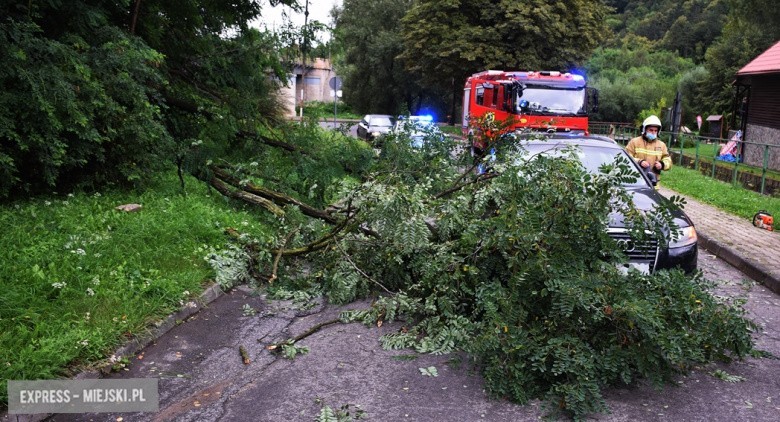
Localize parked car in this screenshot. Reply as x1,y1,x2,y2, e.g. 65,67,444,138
513,134,698,274
393,115,445,147
356,114,394,142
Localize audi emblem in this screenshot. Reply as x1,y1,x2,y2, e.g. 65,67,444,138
616,239,636,252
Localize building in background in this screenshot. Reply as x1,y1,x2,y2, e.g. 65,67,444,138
279,58,339,117
734,40,780,171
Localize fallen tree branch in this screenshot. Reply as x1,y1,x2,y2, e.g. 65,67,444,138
210,177,285,216
211,165,338,224
270,219,356,257
213,165,381,239
335,242,396,295
266,318,341,350
270,229,298,283
238,129,301,153
239,345,251,365
434,172,498,199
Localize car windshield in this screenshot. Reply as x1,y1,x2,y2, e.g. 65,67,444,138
521,143,647,188
370,117,393,127
516,86,586,115
396,117,438,133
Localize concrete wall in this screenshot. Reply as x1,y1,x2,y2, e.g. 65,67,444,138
279,74,297,117
284,58,340,117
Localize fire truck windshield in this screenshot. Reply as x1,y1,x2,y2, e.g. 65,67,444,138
516,85,586,116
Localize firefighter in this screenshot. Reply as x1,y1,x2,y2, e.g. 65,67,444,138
626,115,672,181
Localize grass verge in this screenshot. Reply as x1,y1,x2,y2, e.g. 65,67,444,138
0,171,273,406
662,166,780,221
302,100,361,120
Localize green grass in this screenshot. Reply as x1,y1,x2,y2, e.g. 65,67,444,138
439,124,465,137
303,100,361,120
662,166,780,221
0,171,274,405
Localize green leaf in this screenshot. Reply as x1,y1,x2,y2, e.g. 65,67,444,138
419,366,438,377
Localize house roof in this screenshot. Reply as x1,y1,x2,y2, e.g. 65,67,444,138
737,40,780,75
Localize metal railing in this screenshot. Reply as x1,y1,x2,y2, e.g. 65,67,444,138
589,122,779,196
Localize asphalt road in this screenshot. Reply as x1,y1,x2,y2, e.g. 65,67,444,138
30,252,780,422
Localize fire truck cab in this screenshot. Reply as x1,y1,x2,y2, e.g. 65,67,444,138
462,70,594,145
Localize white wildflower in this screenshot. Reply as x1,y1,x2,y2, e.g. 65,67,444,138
84,312,91,321
78,339,89,347
91,276,100,286
52,281,67,289
44,200,51,206
86,288,95,296
249,161,259,167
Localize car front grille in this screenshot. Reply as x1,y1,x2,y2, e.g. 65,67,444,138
607,228,659,273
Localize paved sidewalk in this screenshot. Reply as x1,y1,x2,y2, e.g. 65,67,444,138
658,186,780,295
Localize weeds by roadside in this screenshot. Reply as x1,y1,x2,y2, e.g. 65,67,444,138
0,171,273,405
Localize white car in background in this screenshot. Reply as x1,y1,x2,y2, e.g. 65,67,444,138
356,114,394,142
393,115,445,147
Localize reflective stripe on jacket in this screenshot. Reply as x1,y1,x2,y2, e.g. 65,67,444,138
626,135,672,177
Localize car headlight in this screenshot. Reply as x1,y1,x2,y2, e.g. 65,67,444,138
669,226,697,248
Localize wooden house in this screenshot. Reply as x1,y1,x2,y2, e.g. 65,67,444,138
735,40,780,170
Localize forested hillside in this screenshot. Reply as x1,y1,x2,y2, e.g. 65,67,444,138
589,0,780,129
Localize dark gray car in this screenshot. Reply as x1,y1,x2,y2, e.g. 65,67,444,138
515,135,698,274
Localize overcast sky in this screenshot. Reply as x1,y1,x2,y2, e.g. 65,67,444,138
255,0,341,30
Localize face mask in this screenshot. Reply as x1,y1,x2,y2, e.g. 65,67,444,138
645,133,657,141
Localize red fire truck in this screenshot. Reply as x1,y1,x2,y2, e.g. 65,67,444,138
462,70,595,151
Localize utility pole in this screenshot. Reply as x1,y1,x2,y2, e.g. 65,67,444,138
300,0,309,119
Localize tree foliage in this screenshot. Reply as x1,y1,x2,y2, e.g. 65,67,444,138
605,0,728,63
587,38,696,125
334,0,432,116
399,0,610,122
0,0,299,198
215,118,756,419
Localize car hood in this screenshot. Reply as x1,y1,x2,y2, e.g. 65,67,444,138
608,186,693,229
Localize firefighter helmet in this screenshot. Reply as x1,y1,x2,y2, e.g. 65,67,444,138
642,115,662,133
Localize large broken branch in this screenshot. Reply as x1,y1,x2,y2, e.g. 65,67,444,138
210,176,285,216
237,129,301,153
211,165,338,224
269,216,357,257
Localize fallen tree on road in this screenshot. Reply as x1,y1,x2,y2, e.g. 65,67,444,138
205,118,757,419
